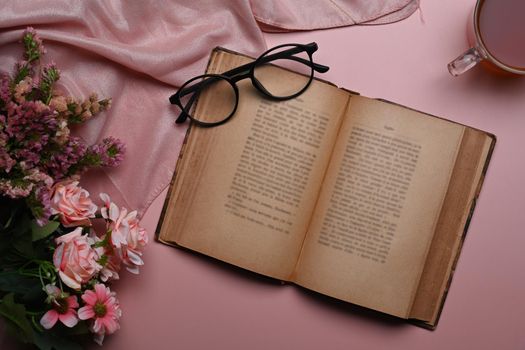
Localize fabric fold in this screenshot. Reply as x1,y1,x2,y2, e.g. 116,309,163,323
251,0,420,32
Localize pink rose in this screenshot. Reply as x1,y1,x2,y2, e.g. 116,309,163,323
50,181,97,227
100,193,148,274
53,227,101,290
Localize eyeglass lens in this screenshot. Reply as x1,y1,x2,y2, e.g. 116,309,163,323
180,75,237,125
253,45,314,98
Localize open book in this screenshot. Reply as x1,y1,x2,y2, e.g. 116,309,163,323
157,47,495,329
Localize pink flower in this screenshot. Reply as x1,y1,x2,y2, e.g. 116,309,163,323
78,284,122,345
98,253,121,282
50,181,97,227
40,285,79,329
100,193,148,274
92,235,121,282
53,227,101,290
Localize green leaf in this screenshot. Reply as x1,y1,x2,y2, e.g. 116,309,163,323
0,271,39,295
96,254,108,267
34,330,85,350
2,207,17,230
12,228,34,258
22,283,47,308
66,321,90,336
0,197,23,230
33,331,54,350
0,293,35,344
31,220,60,242
0,235,11,258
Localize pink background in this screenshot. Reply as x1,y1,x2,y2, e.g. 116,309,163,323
2,0,525,349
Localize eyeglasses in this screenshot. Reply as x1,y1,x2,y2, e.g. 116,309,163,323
169,42,329,127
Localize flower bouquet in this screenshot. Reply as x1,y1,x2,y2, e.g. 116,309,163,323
0,28,147,349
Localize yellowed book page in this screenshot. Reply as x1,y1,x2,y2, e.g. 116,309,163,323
162,50,350,280
293,95,464,318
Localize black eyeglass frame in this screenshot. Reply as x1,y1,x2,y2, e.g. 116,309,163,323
169,42,329,127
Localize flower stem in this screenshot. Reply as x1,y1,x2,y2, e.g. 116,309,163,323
31,315,44,332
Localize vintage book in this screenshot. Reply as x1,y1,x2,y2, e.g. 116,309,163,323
156,47,496,329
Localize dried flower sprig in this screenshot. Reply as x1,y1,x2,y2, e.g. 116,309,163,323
0,28,124,224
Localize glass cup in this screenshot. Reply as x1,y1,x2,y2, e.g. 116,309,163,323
448,0,525,76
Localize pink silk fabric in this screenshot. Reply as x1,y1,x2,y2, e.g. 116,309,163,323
253,0,420,31
0,0,418,218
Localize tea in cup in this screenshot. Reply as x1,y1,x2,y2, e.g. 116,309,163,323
448,0,525,76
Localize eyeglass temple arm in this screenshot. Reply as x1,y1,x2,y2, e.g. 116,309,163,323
224,48,329,76
174,92,197,123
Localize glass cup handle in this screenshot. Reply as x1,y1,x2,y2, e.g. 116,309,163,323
448,47,484,76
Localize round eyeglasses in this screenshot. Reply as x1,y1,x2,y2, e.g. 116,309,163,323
169,42,329,127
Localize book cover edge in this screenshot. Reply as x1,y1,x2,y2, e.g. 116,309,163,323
409,132,496,330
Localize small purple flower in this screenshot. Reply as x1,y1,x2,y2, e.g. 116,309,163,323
40,63,60,102
42,62,59,77
102,137,125,167
0,151,15,173
0,126,15,173
13,149,40,168
0,179,33,199
87,137,125,168
5,100,57,141
33,185,53,226
43,136,88,179
0,73,10,104
22,27,46,62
